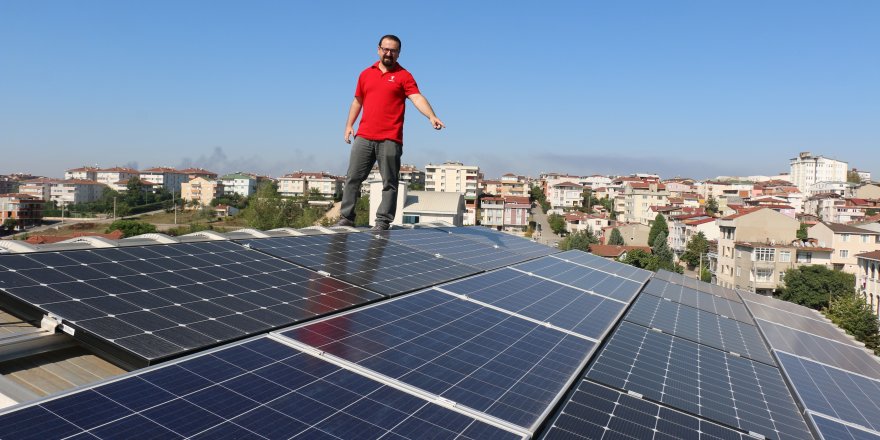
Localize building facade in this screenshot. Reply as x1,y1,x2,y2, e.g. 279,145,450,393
856,250,880,316
424,162,481,225
0,194,44,229
220,173,258,197
808,222,880,274
789,151,848,194
181,177,224,209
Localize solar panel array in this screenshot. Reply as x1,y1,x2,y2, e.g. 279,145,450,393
2,226,879,439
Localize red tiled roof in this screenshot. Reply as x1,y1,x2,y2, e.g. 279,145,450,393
180,168,217,175
685,217,716,226
504,196,530,204
0,193,42,200
720,207,763,220
856,250,880,261
142,167,182,173
589,244,652,257
98,167,139,173
553,181,582,188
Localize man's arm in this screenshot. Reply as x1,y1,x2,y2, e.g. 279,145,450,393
344,97,363,143
408,93,445,130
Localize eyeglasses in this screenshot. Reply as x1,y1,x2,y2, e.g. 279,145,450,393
379,47,400,54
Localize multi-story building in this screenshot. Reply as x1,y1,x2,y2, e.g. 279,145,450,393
180,168,218,181
180,177,224,209
564,212,611,237
808,222,880,274
669,214,718,259
425,162,481,225
50,180,107,206
369,181,464,227
362,165,426,195
804,193,869,223
549,181,583,210
480,197,504,228
140,167,189,193
278,172,342,199
789,151,848,194
219,173,258,197
96,167,141,191
0,194,44,230
578,175,613,191
853,183,880,199
18,178,56,201
0,176,16,194
621,181,668,225
856,250,880,316
64,166,99,181
503,196,531,230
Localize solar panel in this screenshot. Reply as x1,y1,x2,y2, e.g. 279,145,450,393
654,269,744,303
377,228,537,270
238,232,481,296
625,294,775,364
441,227,558,260
277,289,595,432
539,379,753,440
738,290,821,318
552,250,653,283
641,278,753,323
0,241,382,367
745,299,857,346
0,336,525,439
437,267,625,340
776,350,880,433
586,322,813,440
810,413,880,440
513,256,644,302
757,318,880,380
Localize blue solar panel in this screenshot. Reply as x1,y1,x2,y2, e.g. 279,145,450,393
238,232,481,296
378,228,536,270
513,256,644,302
745,299,857,346
0,336,525,440
552,250,653,283
438,268,624,340
441,227,558,260
654,269,743,303
278,289,595,431
586,322,813,440
625,293,775,364
810,413,880,440
642,278,753,323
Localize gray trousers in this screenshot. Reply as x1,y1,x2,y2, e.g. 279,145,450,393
339,136,402,225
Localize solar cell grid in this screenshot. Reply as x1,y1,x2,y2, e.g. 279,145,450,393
625,294,774,364
278,289,595,431
757,319,880,380
512,256,643,302
810,413,880,440
239,232,481,296
776,351,880,433
377,228,533,270
552,250,653,283
586,322,814,440
642,278,753,323
441,227,558,260
0,337,525,440
438,268,624,340
655,269,743,303
539,379,752,440
739,290,822,318
0,242,382,366
746,300,856,346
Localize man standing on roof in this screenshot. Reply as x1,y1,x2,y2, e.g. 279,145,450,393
336,34,445,231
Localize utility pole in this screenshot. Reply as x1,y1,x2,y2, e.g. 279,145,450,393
113,196,117,219
173,189,178,225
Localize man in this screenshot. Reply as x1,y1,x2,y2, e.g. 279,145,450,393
336,34,444,231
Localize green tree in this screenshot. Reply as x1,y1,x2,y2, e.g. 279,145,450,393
825,294,880,354
847,170,862,183
547,213,566,235
779,265,856,310
598,198,616,220
354,196,371,227
105,219,157,238
559,229,598,251
700,267,712,282
680,231,709,268
3,218,17,233
796,223,809,240
620,249,654,269
608,228,625,245
647,213,668,249
243,181,299,230
705,196,719,216
652,231,676,271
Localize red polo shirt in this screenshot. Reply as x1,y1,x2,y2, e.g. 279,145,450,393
354,62,420,144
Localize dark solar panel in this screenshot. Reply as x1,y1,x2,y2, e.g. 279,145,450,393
441,227,558,260
745,299,857,346
777,350,880,433
810,413,880,440
586,322,813,440
278,289,595,431
539,380,752,440
513,256,644,302
438,268,625,340
553,250,653,283
0,336,525,440
655,269,743,303
239,232,481,296
377,228,537,270
625,294,775,364
738,290,820,318
0,241,382,367
642,278,753,323
757,318,880,380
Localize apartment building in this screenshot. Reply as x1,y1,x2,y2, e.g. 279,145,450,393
480,197,504,228
564,212,611,236
579,175,613,191
361,165,426,195
0,176,15,194
180,177,224,209
804,193,869,223
140,167,189,193
64,166,99,181
278,172,342,199
369,181,464,227
715,207,832,293
219,173,259,197
50,180,107,206
854,183,880,199
669,214,718,258
856,250,880,316
789,151,848,194
0,194,44,229
549,181,583,209
96,167,141,191
180,168,218,181
808,222,880,274
424,162,481,225
621,181,668,225
539,173,581,199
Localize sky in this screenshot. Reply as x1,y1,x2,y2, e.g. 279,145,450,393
1,1,878,180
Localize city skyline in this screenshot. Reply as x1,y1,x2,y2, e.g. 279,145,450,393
2,1,878,179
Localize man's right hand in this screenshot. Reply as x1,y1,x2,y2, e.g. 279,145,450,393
344,127,354,144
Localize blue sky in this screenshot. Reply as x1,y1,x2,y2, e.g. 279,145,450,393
2,1,878,180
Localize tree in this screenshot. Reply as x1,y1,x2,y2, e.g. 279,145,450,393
106,220,157,238
680,231,709,268
608,228,625,245
705,196,719,216
651,231,676,272
647,213,668,249
825,294,880,354
547,213,566,235
779,265,856,310
598,197,616,220
242,181,299,230
847,170,862,184
796,223,809,240
2,218,17,233
700,267,712,283
559,229,598,251
620,249,654,269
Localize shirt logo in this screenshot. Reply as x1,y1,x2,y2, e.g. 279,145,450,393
388,75,395,83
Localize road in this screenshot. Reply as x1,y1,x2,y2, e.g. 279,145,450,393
531,204,562,248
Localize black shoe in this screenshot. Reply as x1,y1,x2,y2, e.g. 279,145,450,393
335,218,355,227
370,222,390,231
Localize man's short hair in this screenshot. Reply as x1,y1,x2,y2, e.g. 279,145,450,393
378,34,401,50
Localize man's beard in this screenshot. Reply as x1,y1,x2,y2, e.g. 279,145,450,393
382,57,395,67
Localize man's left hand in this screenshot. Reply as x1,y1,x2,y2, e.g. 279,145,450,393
430,117,445,130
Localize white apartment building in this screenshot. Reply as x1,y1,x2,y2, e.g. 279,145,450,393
220,173,258,197
425,162,481,225
140,167,189,193
50,180,107,206
856,250,880,316
361,165,425,195
789,151,848,194
621,181,669,225
549,181,583,209
64,166,99,181
18,179,55,201
808,222,880,274
278,172,342,199
96,167,141,191
807,181,855,197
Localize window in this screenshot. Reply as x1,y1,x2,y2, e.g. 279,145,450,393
756,268,773,282
754,248,775,262
736,266,741,277
863,235,870,243
779,251,791,263
736,250,742,259
797,252,812,263
779,271,786,282
841,234,849,242
402,215,420,225
840,250,848,258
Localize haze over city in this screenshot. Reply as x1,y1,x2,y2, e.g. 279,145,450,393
2,1,878,179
